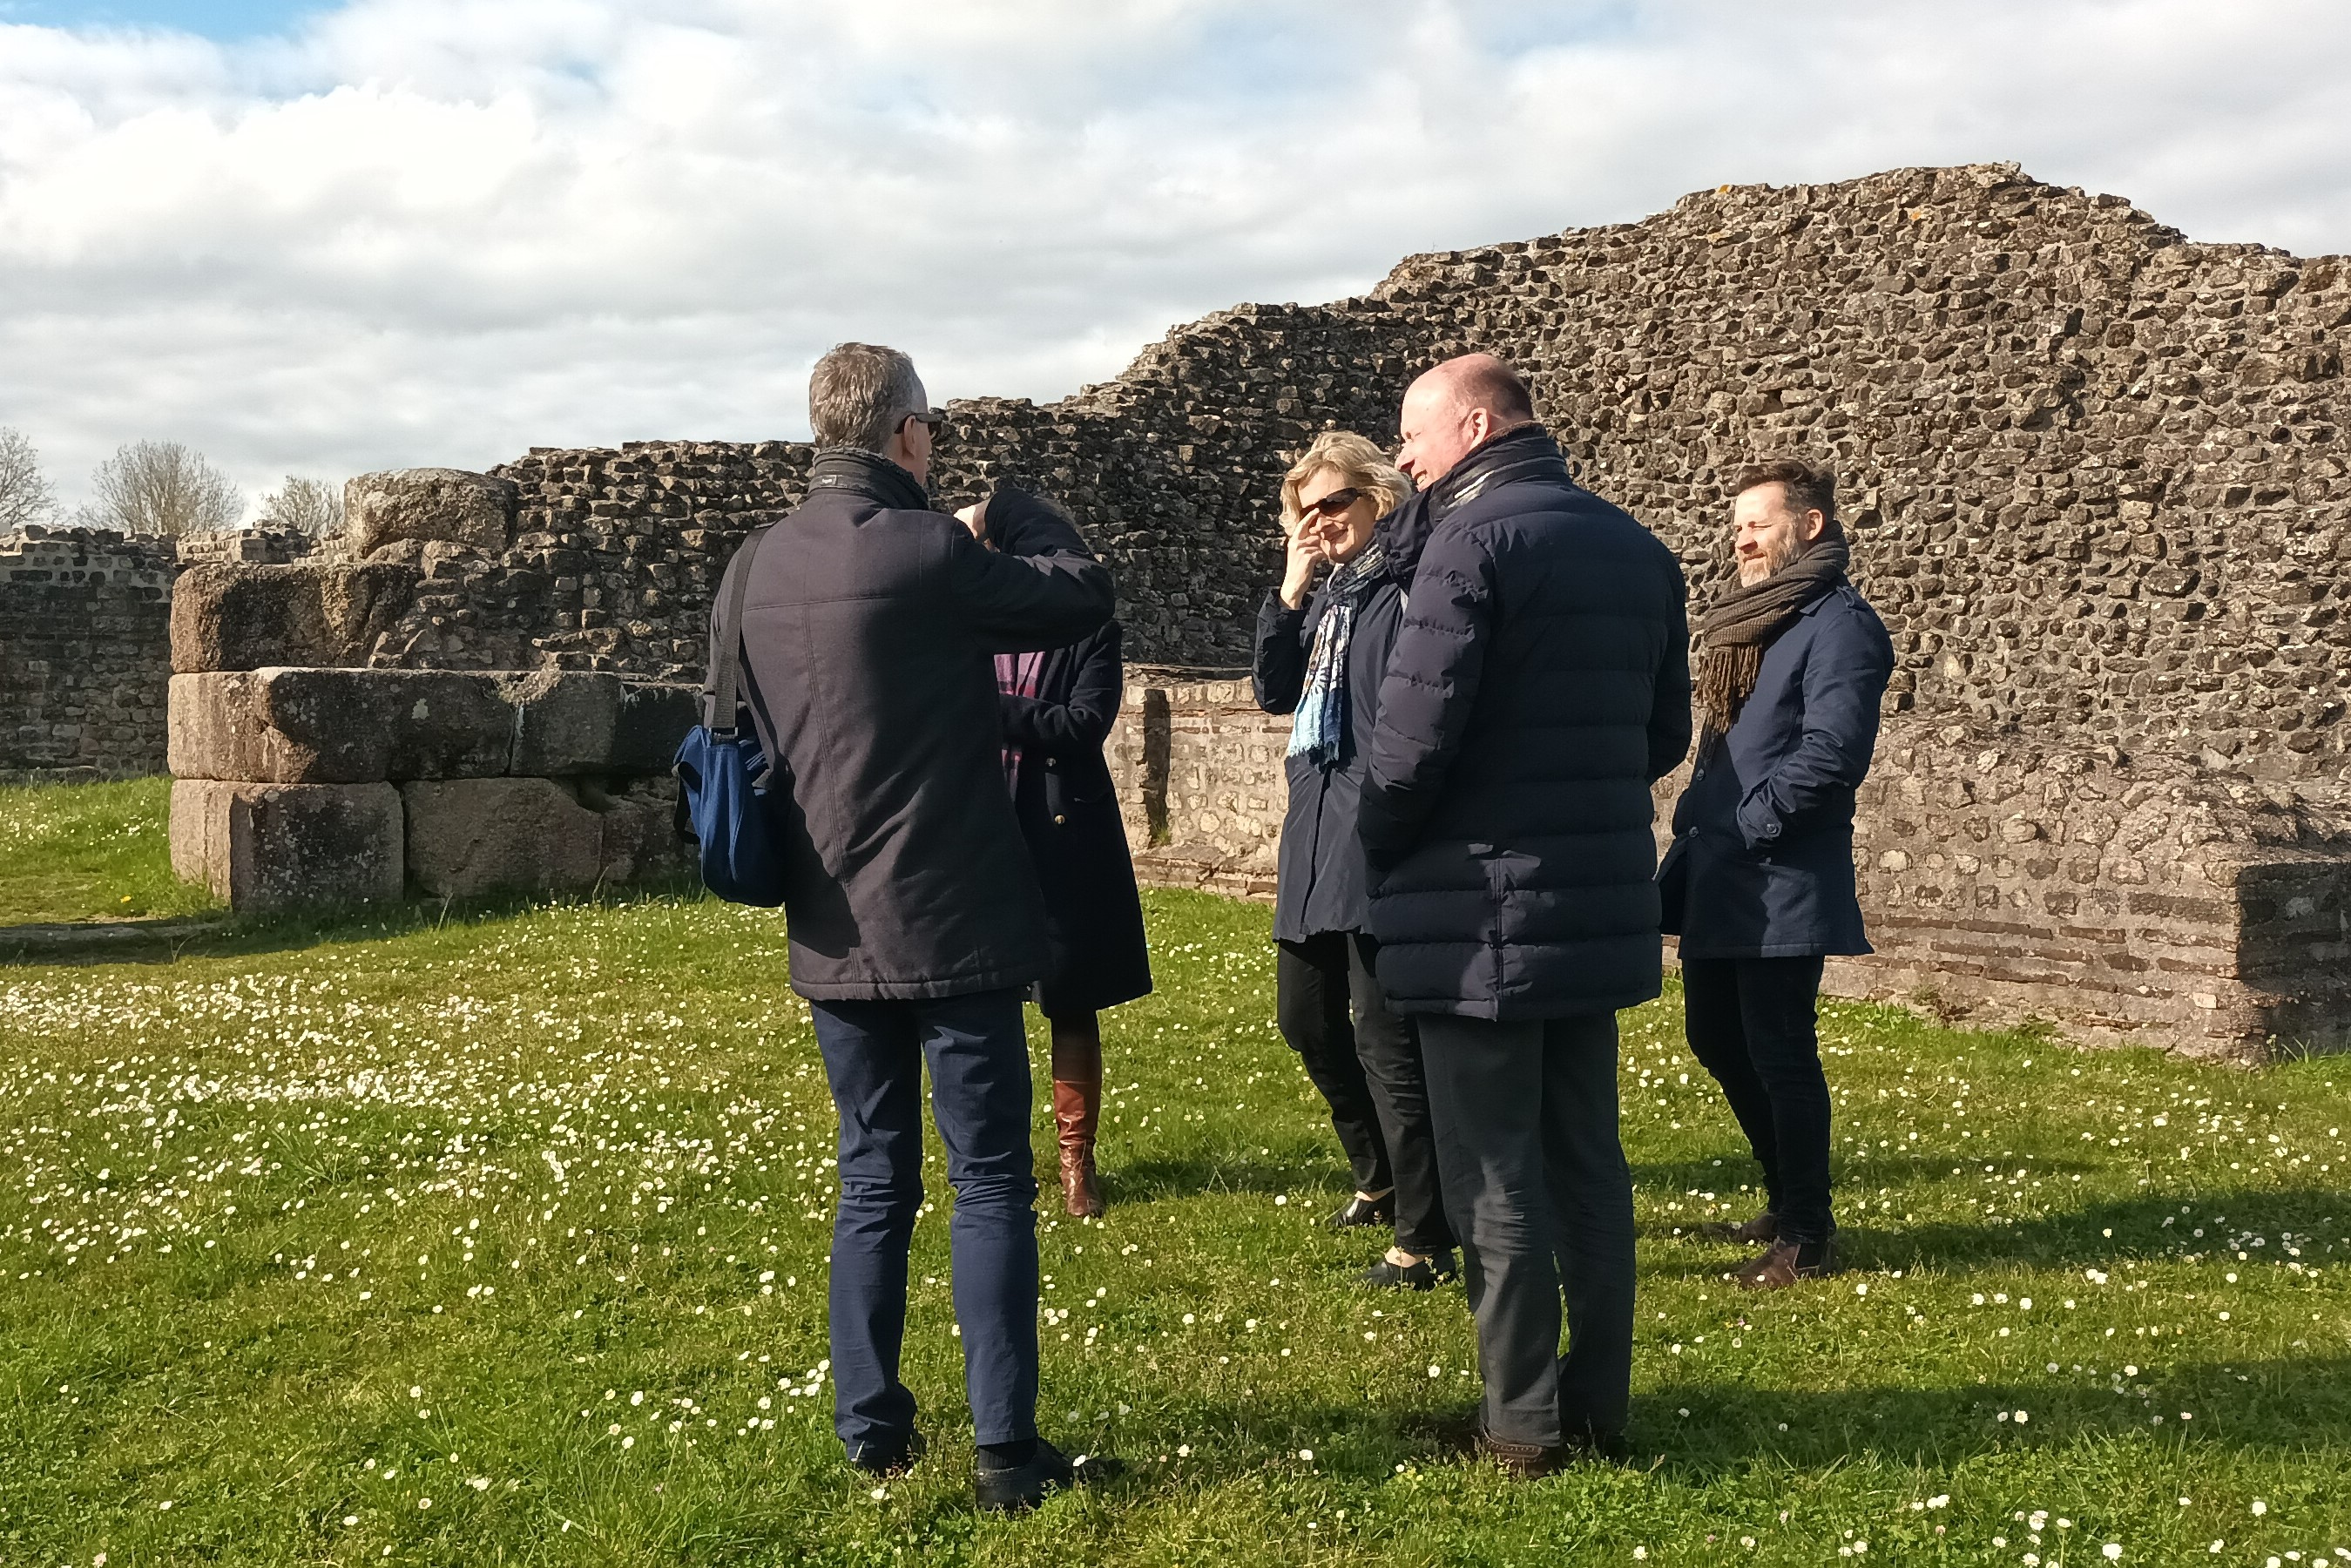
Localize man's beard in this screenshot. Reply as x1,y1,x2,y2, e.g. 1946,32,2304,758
1739,532,1806,586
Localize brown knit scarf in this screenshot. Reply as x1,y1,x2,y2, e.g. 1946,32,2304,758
1692,537,1850,746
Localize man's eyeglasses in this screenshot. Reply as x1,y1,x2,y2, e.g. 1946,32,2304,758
1300,486,1364,519
899,410,946,438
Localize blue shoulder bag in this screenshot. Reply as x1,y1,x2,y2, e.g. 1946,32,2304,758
674,526,790,907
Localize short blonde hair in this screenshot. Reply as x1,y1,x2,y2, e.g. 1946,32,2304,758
1279,430,1411,530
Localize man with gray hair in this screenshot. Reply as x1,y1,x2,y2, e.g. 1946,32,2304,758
716,341,1114,1510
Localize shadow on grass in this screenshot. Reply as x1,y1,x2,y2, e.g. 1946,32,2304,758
1105,1154,1339,1203
1073,1355,2351,1490
1638,1186,2350,1283
0,875,710,967
0,913,233,964
1632,1354,2351,1476
1850,1186,2351,1272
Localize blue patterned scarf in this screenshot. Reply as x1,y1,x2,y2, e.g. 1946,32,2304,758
1286,540,1388,768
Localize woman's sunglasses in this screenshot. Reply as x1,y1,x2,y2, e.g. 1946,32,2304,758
1300,486,1365,520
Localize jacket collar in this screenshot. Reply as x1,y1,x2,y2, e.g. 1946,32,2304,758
1425,423,1570,525
807,446,931,511
1374,486,1435,583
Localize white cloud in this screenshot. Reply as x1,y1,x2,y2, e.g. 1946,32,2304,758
1,0,2346,516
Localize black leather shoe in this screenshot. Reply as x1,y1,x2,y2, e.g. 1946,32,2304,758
847,1428,925,1477
973,1436,1117,1512
1359,1250,1456,1290
1566,1425,1632,1466
1327,1192,1395,1231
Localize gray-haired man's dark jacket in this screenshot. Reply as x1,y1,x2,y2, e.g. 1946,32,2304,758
716,448,1114,1000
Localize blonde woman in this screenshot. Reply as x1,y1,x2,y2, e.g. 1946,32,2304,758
1252,430,1456,1290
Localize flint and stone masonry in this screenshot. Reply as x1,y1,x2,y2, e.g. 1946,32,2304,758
105,160,2351,1054
0,526,311,781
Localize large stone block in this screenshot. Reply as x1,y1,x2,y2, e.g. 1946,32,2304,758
168,779,403,912
587,777,687,884
403,778,603,898
169,667,512,782
612,680,701,774
170,562,421,673
345,469,517,561
499,669,624,776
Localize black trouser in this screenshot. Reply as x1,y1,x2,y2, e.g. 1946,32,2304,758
1419,1011,1634,1448
1275,933,1455,1256
1680,955,1834,1245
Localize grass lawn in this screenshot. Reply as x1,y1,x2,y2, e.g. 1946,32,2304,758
1,781,2348,1565
0,778,220,926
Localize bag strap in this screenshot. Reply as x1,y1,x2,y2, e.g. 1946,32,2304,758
709,524,772,738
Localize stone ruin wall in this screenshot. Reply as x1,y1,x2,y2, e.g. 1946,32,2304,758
125,160,2351,1055
0,526,314,781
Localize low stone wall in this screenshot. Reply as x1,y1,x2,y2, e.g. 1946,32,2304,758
1116,671,2351,1063
2,528,179,781
1,525,315,781
166,666,696,912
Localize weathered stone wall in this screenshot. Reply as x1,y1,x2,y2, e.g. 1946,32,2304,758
325,163,2351,794
1112,673,2351,1062
0,527,179,781
1,526,316,781
125,161,2351,1053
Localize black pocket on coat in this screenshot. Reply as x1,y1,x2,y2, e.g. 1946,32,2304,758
1656,835,1690,935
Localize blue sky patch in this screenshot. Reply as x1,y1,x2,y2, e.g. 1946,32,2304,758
0,0,328,39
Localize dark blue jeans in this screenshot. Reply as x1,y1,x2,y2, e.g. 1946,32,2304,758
809,988,1040,1459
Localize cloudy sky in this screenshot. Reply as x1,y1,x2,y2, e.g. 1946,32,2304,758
2,0,2348,519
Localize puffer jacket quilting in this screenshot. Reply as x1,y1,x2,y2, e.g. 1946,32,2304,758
1358,428,1692,1020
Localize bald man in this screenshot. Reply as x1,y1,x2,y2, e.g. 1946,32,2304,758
1360,354,1691,1475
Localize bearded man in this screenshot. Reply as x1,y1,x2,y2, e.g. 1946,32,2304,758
1659,457,1895,1290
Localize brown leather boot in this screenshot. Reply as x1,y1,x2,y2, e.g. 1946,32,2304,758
1736,1236,1837,1290
1700,1209,1781,1246
1052,1075,1105,1218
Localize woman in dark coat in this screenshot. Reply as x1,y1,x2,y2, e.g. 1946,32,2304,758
994,615,1154,1217
1253,430,1456,1290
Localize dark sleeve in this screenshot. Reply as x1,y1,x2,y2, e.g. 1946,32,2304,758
1253,589,1314,715
1733,601,1895,849
999,623,1123,751
1647,552,1693,782
702,542,750,730
1357,527,1496,869
702,550,735,727
945,488,1116,652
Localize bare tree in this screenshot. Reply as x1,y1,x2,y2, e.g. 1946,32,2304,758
0,427,58,531
79,441,243,537
258,475,346,537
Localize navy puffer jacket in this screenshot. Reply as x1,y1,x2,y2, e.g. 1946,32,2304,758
1358,427,1692,1020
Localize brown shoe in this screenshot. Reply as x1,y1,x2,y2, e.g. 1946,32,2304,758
1473,1417,1566,1480
1735,1237,1836,1290
1052,1076,1105,1218
1700,1209,1781,1246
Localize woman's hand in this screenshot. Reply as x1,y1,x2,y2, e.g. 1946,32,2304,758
1279,515,1322,609
955,500,994,550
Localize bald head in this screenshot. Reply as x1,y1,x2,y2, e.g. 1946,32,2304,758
1395,353,1537,489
